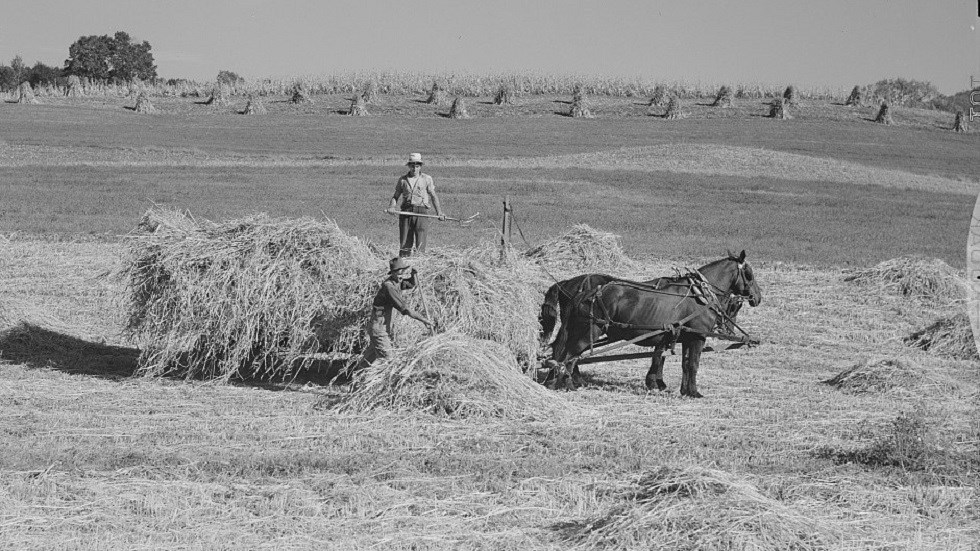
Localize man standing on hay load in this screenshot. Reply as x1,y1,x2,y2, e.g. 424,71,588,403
356,257,433,368
386,153,445,257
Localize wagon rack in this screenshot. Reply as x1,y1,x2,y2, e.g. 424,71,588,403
557,274,759,367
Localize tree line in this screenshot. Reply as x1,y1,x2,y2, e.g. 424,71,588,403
0,31,156,92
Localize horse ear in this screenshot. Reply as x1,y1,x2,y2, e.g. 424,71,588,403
737,250,746,262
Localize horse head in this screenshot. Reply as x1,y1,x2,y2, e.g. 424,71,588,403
702,250,762,307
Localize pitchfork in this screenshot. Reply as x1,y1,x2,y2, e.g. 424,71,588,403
385,210,481,227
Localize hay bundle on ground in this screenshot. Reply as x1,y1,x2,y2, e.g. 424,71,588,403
448,96,469,119
843,255,965,304
663,95,686,119
821,357,919,393
290,83,313,104
904,311,978,361
845,85,862,106
241,95,267,115
338,330,566,419
361,80,378,103
205,86,230,106
65,75,83,98
494,83,515,105
133,92,156,114
524,224,634,271
348,94,368,116
953,111,968,132
16,82,38,104
768,96,791,119
122,208,385,381
874,101,894,124
783,85,799,106
572,465,835,551
648,85,668,107
426,82,447,105
387,247,546,368
711,85,733,108
569,91,593,118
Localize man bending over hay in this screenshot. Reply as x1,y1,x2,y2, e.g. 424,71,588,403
386,153,445,257
355,258,434,369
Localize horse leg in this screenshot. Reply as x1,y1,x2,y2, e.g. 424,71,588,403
679,336,706,398
645,345,668,391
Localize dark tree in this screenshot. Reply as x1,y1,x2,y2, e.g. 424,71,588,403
65,31,156,82
27,61,63,87
217,70,244,85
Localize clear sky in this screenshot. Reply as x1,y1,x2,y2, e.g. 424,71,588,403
1,0,977,93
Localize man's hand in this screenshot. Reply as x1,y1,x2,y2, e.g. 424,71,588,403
385,208,395,215
437,213,446,221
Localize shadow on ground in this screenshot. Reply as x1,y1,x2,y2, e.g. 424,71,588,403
0,322,138,379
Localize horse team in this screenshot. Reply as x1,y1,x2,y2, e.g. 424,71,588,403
538,251,762,397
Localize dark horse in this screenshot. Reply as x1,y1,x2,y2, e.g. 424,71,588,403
543,251,762,397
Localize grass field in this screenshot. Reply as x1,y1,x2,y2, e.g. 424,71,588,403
1,93,978,549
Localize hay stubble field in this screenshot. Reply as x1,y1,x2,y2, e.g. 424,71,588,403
1,92,978,549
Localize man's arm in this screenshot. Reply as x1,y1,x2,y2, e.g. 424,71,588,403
387,179,404,214
428,177,445,219
385,280,431,327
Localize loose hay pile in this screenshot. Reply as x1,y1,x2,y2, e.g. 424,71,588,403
875,101,894,124
448,97,469,119
843,255,965,304
569,89,593,119
290,83,313,104
711,85,733,108
123,208,385,381
845,85,863,106
821,357,920,393
768,96,791,119
388,247,545,367
339,330,566,419
134,92,156,114
783,85,799,106
348,94,368,116
524,224,634,271
205,86,230,107
65,75,83,98
904,311,978,361
572,465,835,551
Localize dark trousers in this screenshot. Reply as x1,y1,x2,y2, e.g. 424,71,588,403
399,205,429,257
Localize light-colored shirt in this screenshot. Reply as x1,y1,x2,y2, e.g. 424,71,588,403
395,173,435,209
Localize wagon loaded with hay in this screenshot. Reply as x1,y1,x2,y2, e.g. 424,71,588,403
122,209,547,381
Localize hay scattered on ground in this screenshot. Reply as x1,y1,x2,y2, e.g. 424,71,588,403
821,356,920,393
845,85,862,106
16,82,38,104
426,82,447,105
768,97,791,119
242,95,267,115
388,246,546,368
361,80,378,103
875,101,894,124
448,97,469,119
122,208,384,381
572,465,836,551
843,255,965,304
348,94,368,116
134,92,156,114
339,330,566,419
494,83,515,105
524,224,634,271
904,311,978,361
953,111,968,133
711,85,733,108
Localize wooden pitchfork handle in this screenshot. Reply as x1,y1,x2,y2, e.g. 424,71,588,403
384,210,480,226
